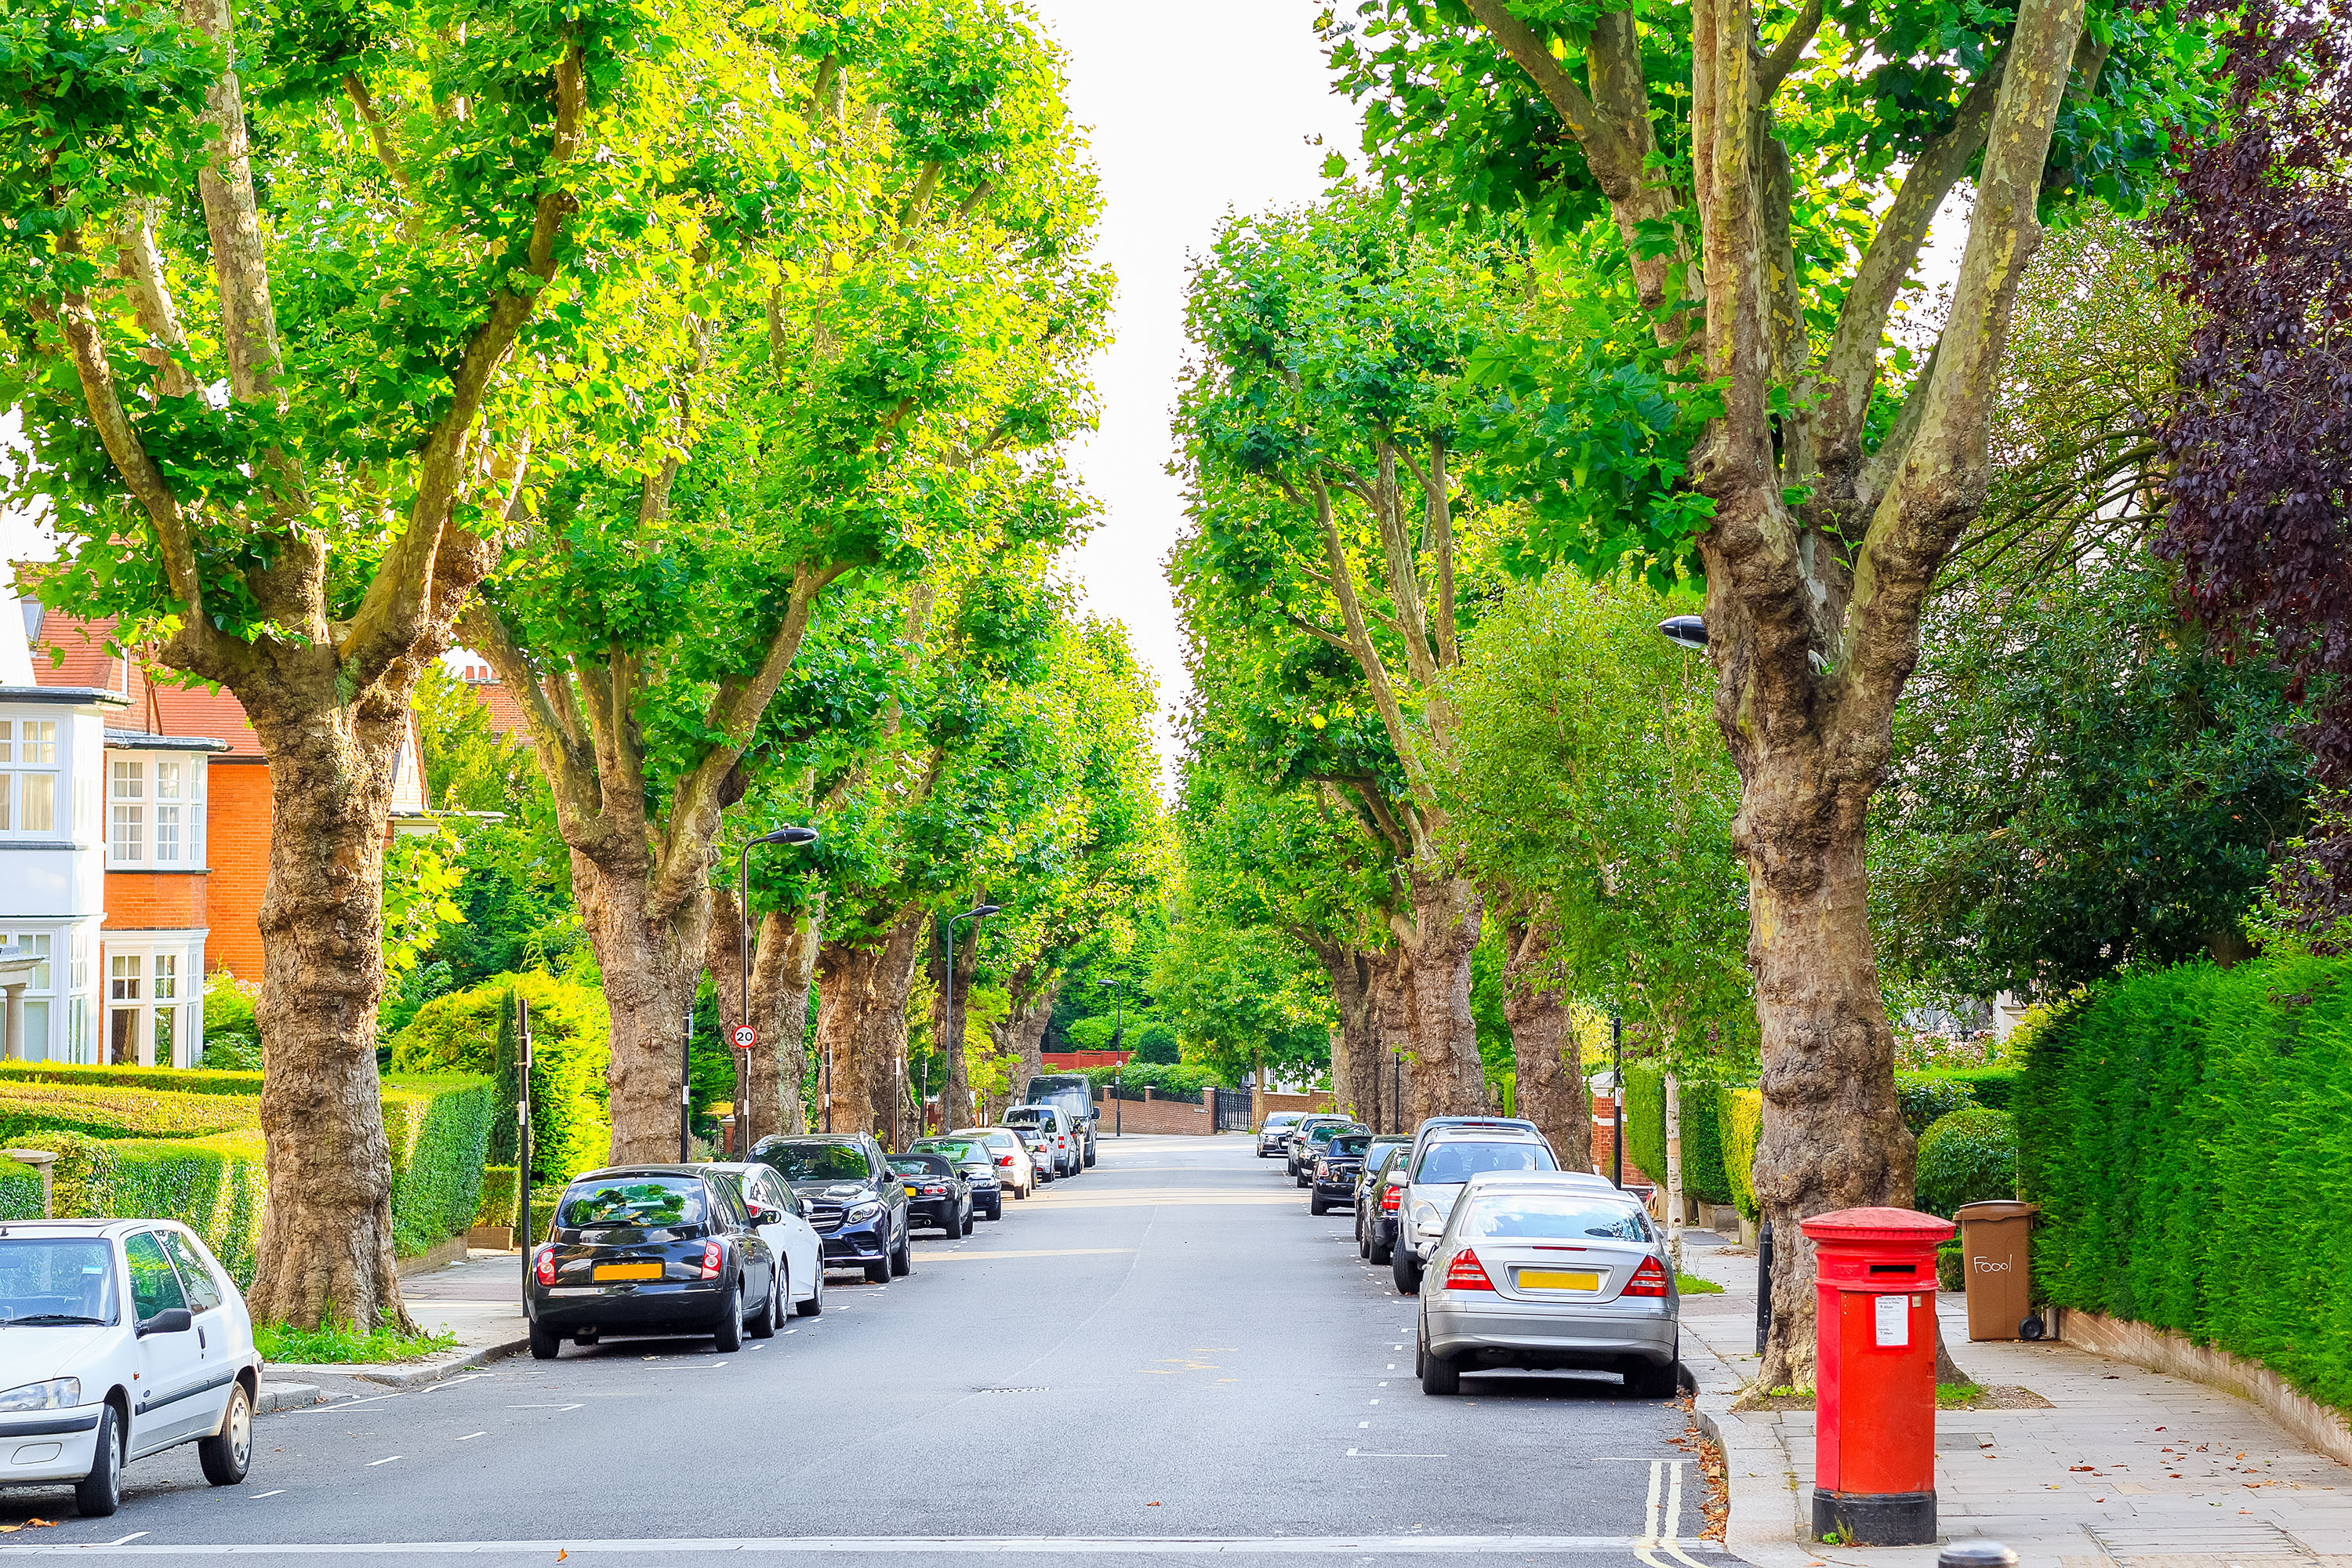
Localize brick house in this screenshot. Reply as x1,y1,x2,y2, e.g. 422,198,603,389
0,590,426,1066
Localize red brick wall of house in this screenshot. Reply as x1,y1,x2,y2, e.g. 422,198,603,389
204,761,272,979
1252,1089,1337,1123
102,872,207,932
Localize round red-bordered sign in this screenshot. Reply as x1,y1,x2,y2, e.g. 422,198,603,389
730,1024,756,1050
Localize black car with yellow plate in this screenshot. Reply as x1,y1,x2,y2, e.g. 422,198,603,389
888,1152,973,1239
527,1166,781,1359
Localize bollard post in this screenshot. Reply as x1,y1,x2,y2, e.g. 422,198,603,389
1940,1544,2017,1568
1755,1219,1773,1355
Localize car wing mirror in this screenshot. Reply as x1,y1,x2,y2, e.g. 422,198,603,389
138,1307,193,1337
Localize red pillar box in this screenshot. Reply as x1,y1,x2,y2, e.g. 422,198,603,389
1801,1207,1955,1546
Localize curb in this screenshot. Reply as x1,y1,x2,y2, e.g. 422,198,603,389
1682,1323,1809,1568
255,1381,321,1415
267,1330,531,1391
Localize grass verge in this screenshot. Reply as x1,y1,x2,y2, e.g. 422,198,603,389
1676,1272,1725,1295
256,1320,460,1364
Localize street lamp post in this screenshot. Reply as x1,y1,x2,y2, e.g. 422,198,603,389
737,825,818,1159
1390,1048,1402,1135
1096,978,1123,1138
942,902,1001,1134
1611,1012,1624,1190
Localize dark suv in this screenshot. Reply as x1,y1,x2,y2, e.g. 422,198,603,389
1308,1130,1379,1216
1022,1074,1100,1167
1292,1120,1367,1189
750,1134,911,1284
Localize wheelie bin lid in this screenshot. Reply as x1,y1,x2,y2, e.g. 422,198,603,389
1953,1200,2039,1221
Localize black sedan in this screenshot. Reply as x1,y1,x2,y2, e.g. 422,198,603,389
750,1133,912,1284
889,1152,973,1238
1345,1134,1410,1229
1358,1143,1409,1265
1308,1130,1386,1216
526,1166,779,1359
1293,1120,1367,1188
909,1136,1004,1221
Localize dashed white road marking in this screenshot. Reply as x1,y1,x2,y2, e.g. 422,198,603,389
456,1432,485,1442
365,1456,401,1467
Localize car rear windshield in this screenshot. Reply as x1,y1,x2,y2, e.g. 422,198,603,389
891,1155,954,1178
758,1142,873,1182
1329,1134,1372,1156
916,1141,984,1162
1459,1193,1653,1242
1413,1141,1559,1183
0,1239,118,1326
1307,1123,1358,1146
558,1177,706,1230
1004,1109,1051,1127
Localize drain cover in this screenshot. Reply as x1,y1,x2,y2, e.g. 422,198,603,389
2092,1519,2310,1563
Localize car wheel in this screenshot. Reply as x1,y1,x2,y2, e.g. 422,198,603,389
1295,1171,1310,1189
528,1322,562,1359
796,1266,824,1316
890,1222,913,1277
1623,1348,1680,1400
988,1200,1004,1221
864,1256,890,1283
1370,1229,1392,1265
1308,1195,1329,1215
1392,1248,1421,1294
74,1403,122,1517
1421,1343,1461,1396
748,1267,779,1339
713,1282,745,1352
1084,1142,1096,1167
198,1380,252,1486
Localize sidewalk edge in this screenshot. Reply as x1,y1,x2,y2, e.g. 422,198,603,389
1684,1326,1813,1568
267,1331,530,1391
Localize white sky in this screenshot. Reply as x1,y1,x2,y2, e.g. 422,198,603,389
1026,1,1360,782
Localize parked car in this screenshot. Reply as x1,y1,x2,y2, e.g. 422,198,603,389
1257,1112,1305,1158
1004,1105,1080,1178
1359,1143,1410,1265
1284,1115,1356,1177
1392,1125,1561,1293
527,1167,780,1359
1416,1171,1679,1398
750,1133,913,1284
0,1219,259,1516
705,1160,825,1318
954,1127,1036,1200
1293,1120,1367,1189
1345,1134,1410,1236
890,1152,974,1238
913,1136,1007,1220
1308,1129,1381,1215
1022,1074,1102,1167
1004,1123,1056,1185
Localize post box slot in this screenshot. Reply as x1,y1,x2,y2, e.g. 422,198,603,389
1866,1263,1917,1275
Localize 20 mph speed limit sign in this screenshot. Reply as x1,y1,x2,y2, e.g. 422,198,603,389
731,1025,756,1050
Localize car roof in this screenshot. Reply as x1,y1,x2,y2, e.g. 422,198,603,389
0,1218,157,1240
1424,1125,1545,1144
564,1164,713,1181
1461,1171,1635,1193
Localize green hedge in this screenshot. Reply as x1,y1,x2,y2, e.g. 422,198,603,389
474,1165,520,1229
391,972,610,1182
0,1083,260,1143
0,1062,267,1098
12,1130,268,1283
2019,956,2352,1412
1718,1087,1762,1222
1929,1065,2021,1112
1621,1065,1732,1202
0,1157,42,1220
382,1076,496,1258
1915,1105,2017,1218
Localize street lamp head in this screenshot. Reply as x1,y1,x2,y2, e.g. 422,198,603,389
1098,978,1116,990
752,824,819,847
1657,615,1708,652
963,903,1002,920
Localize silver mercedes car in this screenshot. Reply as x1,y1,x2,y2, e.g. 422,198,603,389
1415,1171,1681,1399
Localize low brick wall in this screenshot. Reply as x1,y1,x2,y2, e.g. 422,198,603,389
1092,1091,1220,1136
1254,1089,1335,1122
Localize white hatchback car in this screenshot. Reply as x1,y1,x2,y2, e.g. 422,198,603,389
704,1162,825,1319
0,1219,259,1515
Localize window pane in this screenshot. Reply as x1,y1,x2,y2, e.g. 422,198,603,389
155,804,180,862
0,776,10,833
0,720,12,763
154,954,177,999
28,936,49,993
111,759,141,799
20,775,50,833
122,1232,187,1321
109,954,140,1000
155,761,180,800
153,1005,176,1068
22,724,53,766
158,1232,223,1312
108,1007,136,1064
111,804,141,862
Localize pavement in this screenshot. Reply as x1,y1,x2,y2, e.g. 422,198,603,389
262,1250,533,1390
1677,1230,2352,1568
0,1136,1734,1565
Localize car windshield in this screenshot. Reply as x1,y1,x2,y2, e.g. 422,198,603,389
1460,1194,1653,1242
1329,1134,1372,1157
915,1141,984,1163
1005,1109,1053,1130
957,1130,1018,1151
1413,1141,1558,1184
557,1177,706,1230
758,1142,873,1182
0,1239,118,1326
1264,1115,1301,1129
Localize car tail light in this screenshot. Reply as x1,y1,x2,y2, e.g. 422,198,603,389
700,1241,723,1279
1443,1249,1494,1292
1315,1161,1329,1178
533,1246,557,1287
1381,1185,1402,1213
921,1185,947,1195
997,1156,1014,1166
1624,1255,1671,1298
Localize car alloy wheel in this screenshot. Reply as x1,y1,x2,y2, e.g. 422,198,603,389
797,1268,825,1317
199,1380,252,1486
74,1403,122,1518
713,1282,745,1352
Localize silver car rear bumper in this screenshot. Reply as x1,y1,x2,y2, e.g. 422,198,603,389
1424,1295,1677,1366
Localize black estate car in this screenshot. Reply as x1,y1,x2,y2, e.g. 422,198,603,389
750,1134,911,1284
527,1167,779,1359
1359,1143,1410,1265
889,1152,972,1239
909,1135,1004,1221
1308,1130,1379,1216
1348,1134,1410,1235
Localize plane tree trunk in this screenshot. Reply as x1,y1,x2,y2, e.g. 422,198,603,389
1396,874,1490,1127
1500,916,1591,1175
812,911,927,1138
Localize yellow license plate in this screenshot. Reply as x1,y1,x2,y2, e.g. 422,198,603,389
592,1261,662,1282
1518,1269,1602,1292
903,1185,921,1196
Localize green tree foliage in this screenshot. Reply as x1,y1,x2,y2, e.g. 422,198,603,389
390,972,610,1183
1912,1105,2017,1218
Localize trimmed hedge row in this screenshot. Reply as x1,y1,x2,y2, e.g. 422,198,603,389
475,1165,520,1229
0,1157,42,1220
2019,956,2352,1412
1915,1105,2017,1218
1621,1066,1733,1203
383,1077,496,1258
0,1084,260,1143
0,1062,268,1098
1719,1087,1763,1222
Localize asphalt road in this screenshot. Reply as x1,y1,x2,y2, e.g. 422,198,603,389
0,1135,1731,1566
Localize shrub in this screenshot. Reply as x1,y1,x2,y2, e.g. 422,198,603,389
1131,1021,1181,1065
1620,1065,1731,1201
474,1165,520,1228
201,971,261,1070
0,1062,265,1098
0,1157,42,1219
1896,1073,1980,1136
0,1083,260,1143
1623,1065,1664,1183
11,1129,269,1283
1718,1087,1763,1222
1076,1062,1226,1095
382,1076,496,1258
1931,1065,2022,1112
1915,1106,2017,1218
2019,956,2352,1414
391,971,611,1181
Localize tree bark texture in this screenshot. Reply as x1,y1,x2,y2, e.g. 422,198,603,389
1311,943,1385,1127
243,707,414,1334
1500,919,1592,1176
1396,874,1491,1127
575,846,710,1163
710,891,821,1146
988,983,1058,1121
812,912,927,1138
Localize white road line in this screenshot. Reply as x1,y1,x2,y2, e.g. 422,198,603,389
364,1456,400,1467
104,1537,143,1547
456,1432,485,1443
250,1492,284,1500
1661,1461,1709,1568
505,1403,583,1413
1357,1421,1370,1428
0,1534,1658,1555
